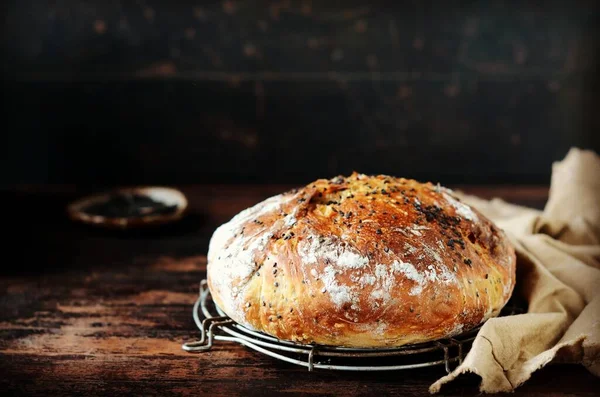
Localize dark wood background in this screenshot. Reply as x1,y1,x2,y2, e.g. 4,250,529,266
2,0,599,186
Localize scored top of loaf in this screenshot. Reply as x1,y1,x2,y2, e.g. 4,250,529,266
207,172,516,347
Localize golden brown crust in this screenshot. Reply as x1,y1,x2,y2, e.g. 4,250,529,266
207,173,516,347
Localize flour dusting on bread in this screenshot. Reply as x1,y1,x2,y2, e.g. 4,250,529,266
207,173,516,347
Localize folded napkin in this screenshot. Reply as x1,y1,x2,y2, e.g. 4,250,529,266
430,147,600,393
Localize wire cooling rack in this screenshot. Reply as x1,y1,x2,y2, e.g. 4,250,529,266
182,280,521,373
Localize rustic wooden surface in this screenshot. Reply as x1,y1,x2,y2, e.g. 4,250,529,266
1,185,599,396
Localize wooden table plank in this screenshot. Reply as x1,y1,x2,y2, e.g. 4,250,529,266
1,255,598,396
2,185,598,395
1,184,550,272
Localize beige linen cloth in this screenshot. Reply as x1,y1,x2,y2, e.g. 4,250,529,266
430,147,600,393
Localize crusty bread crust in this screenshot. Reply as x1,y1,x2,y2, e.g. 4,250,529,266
207,173,516,347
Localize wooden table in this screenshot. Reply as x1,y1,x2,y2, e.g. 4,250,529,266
1,185,598,396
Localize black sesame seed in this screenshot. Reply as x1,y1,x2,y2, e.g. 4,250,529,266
376,229,382,234
464,258,472,266
274,282,279,287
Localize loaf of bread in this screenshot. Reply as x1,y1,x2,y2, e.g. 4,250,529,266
207,173,516,347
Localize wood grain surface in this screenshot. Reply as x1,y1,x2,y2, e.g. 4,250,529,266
1,185,598,396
